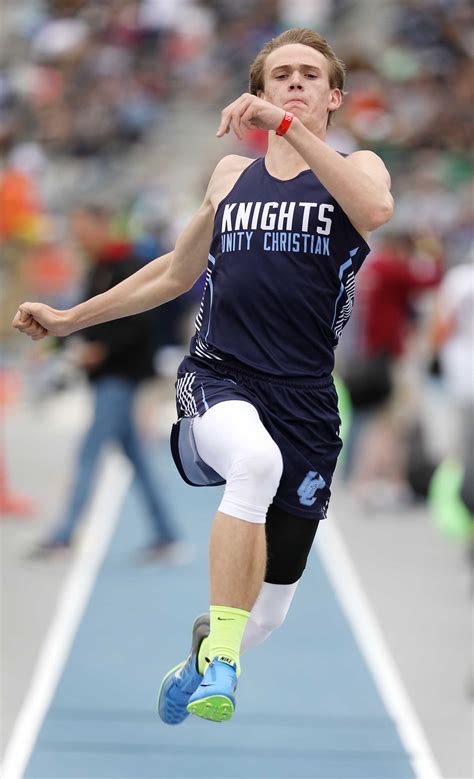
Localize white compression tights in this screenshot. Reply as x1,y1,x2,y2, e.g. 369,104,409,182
192,400,283,523
241,580,299,651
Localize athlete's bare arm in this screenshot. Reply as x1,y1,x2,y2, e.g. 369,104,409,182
216,93,393,239
12,156,250,341
207,154,254,209
12,212,212,340
285,140,393,239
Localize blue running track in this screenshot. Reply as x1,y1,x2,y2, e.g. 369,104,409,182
23,448,416,779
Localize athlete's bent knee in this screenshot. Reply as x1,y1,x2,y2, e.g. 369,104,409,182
241,581,298,652
219,440,283,524
250,610,286,635
234,442,283,492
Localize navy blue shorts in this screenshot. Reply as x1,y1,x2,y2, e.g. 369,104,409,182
171,354,343,520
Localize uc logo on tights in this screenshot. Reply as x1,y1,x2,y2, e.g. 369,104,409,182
297,470,326,506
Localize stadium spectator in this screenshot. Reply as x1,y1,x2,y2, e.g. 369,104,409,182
31,204,183,561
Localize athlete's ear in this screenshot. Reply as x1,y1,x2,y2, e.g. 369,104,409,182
328,88,343,112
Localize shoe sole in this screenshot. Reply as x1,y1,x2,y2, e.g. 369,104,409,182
157,614,210,724
187,695,234,722
157,661,185,716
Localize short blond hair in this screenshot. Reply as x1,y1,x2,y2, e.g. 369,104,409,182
249,27,346,95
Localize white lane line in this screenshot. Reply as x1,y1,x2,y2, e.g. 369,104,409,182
317,517,442,779
1,454,132,779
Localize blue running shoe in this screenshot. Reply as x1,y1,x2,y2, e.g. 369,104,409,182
158,613,209,725
186,656,238,722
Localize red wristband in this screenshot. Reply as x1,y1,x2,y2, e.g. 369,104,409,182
275,112,294,136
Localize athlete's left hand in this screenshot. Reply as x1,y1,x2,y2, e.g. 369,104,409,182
216,93,286,140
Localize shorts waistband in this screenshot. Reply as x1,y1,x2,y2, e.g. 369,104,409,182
191,355,334,389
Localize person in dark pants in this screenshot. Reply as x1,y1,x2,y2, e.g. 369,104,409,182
34,205,182,561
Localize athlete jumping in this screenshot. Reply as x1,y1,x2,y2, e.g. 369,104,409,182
13,28,393,724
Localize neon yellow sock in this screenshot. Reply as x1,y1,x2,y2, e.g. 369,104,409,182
197,607,250,674
206,605,250,675
197,636,210,675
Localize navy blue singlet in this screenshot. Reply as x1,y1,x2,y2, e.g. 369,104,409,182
191,157,370,378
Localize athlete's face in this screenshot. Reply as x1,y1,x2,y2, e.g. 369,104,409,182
260,44,342,130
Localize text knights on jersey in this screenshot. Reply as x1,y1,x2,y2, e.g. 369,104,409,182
221,201,335,235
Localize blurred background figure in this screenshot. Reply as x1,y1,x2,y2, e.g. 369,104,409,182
31,204,184,562
0,454,35,519
427,258,474,549
0,143,50,340
430,259,474,473
339,231,443,509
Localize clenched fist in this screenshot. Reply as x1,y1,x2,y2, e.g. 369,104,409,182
216,93,286,140
12,303,73,340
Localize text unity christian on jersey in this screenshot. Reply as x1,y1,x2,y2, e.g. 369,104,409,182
220,200,334,256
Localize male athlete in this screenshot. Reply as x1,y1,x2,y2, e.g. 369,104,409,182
13,28,393,723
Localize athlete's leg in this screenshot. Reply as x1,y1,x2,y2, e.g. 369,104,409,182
241,505,319,651
183,504,317,722
240,580,299,651
194,399,282,641
208,512,266,607
186,400,283,721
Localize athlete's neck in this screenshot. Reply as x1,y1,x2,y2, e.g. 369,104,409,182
265,129,327,180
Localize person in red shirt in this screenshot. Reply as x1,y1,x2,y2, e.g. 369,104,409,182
341,232,442,506
358,232,442,360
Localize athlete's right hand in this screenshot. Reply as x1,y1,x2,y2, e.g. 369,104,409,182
12,303,74,340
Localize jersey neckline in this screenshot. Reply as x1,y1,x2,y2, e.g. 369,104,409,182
261,156,311,183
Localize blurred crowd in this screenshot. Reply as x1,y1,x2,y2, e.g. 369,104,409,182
1,0,473,536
